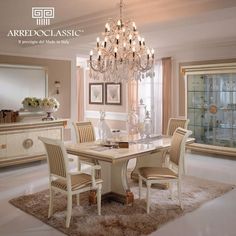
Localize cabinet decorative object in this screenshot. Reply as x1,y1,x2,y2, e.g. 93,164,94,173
187,72,236,151
0,119,67,167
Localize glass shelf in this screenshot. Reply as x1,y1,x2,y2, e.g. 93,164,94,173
187,73,236,148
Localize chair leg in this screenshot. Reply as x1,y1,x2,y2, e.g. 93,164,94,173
146,182,151,214
139,175,142,200
76,194,80,206
97,185,102,216
66,193,72,228
48,187,53,218
178,181,183,209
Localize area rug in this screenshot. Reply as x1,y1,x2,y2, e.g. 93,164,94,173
9,175,234,236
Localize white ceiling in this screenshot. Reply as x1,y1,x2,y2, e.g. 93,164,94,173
0,0,236,59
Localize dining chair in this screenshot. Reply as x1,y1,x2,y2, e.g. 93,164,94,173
164,118,190,170
166,118,189,136
138,128,192,213
39,136,102,228
73,121,97,167
73,121,96,143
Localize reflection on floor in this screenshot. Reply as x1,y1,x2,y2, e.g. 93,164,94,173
0,152,236,236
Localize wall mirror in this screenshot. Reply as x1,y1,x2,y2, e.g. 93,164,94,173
0,64,48,111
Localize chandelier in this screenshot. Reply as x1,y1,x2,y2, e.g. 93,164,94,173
89,0,155,83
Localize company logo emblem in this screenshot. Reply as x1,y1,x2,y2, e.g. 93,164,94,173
32,7,54,26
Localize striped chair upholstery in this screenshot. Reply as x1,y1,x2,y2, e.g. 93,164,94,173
73,121,95,143
138,128,192,213
73,121,97,166
39,136,102,228
166,118,189,136
164,118,190,172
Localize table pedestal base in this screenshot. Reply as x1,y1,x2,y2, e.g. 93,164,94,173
101,191,134,205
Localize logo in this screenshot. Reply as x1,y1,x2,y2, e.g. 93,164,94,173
32,7,54,26
7,6,84,45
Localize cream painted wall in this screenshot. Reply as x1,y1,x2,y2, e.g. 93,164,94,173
0,54,72,140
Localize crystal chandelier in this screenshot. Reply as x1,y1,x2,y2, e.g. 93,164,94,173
89,0,155,83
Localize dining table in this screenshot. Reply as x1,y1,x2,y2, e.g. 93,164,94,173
66,135,194,204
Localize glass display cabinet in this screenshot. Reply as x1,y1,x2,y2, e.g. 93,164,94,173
187,73,236,148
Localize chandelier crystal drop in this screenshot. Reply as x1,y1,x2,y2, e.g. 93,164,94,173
89,0,155,83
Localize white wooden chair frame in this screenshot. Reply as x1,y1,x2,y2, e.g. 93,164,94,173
39,136,102,228
138,128,192,213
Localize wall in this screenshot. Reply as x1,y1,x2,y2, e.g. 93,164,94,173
0,54,72,139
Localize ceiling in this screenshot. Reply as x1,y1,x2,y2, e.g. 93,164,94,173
0,0,236,59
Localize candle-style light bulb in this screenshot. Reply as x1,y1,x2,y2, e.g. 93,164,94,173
97,37,100,47
117,20,121,29
114,47,117,58
105,23,108,32
129,34,132,44
104,37,107,48
90,50,93,60
98,50,101,61
147,49,150,59
151,48,154,58
142,38,145,46
105,23,110,32
132,47,135,57
138,36,141,46
116,34,119,44
132,22,136,31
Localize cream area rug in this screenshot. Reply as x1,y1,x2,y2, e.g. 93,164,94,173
9,175,234,236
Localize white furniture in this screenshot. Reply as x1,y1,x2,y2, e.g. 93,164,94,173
184,66,236,155
0,119,67,167
138,128,192,213
39,137,102,228
66,136,194,204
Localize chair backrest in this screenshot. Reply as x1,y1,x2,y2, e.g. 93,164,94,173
73,121,96,143
39,137,68,179
169,128,192,173
166,118,189,136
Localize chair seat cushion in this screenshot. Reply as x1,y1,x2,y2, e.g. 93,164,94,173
138,167,178,180
51,173,102,191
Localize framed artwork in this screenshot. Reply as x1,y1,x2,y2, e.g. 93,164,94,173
89,83,104,104
105,83,122,105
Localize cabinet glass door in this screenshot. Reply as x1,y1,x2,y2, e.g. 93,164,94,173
187,73,236,147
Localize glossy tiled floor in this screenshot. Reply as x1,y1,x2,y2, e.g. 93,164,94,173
1,152,236,236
